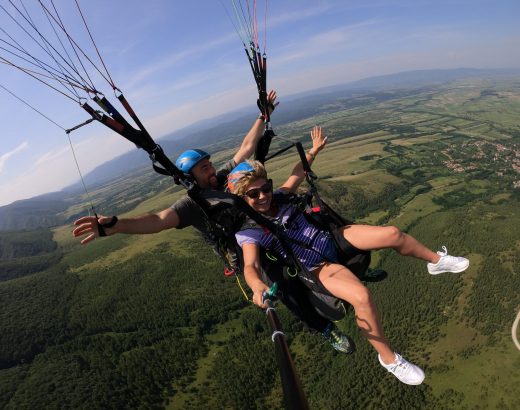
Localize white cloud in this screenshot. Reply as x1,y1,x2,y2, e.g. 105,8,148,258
267,37,520,98
0,142,28,174
0,131,134,207
128,66,225,105
126,30,520,141
147,84,256,139
272,19,380,66
269,3,333,27
33,144,74,168
123,32,236,90
0,152,76,206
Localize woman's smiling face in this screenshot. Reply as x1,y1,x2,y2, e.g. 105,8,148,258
242,178,273,213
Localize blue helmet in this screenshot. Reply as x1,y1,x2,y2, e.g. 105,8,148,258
175,149,210,174
227,161,256,192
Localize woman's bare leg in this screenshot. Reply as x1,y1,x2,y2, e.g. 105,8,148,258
316,263,396,363
340,224,440,263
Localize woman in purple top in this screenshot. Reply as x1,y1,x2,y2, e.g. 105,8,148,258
228,126,470,385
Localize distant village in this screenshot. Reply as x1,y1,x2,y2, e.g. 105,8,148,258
442,139,520,189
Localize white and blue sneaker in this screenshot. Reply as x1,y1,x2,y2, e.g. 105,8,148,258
427,246,469,275
378,353,425,385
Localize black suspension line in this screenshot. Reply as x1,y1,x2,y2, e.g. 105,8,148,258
39,2,85,99
0,57,80,101
0,26,86,91
73,0,116,89
231,0,253,43
0,81,96,216
0,38,89,98
1,1,95,95
37,0,117,90
50,0,97,92
2,1,194,203
0,82,65,130
34,0,100,92
16,0,82,99
221,1,247,46
66,131,97,216
4,2,90,90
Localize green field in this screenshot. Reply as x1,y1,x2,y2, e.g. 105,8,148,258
1,78,519,409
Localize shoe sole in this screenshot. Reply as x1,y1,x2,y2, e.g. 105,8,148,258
335,348,355,354
429,261,469,275
400,377,425,385
378,354,425,385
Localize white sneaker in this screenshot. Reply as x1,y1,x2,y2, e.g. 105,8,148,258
378,353,425,385
427,246,469,275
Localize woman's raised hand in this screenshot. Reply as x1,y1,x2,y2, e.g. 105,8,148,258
310,126,328,154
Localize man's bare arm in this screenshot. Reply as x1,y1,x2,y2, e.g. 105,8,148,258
73,207,180,245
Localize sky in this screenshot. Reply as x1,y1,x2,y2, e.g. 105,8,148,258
1,0,519,207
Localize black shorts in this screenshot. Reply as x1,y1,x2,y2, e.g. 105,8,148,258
332,225,371,277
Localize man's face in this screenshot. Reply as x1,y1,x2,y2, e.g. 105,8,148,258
191,158,218,188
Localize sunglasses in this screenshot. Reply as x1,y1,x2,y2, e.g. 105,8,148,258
244,179,273,199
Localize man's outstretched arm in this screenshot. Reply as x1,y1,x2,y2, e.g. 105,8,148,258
72,207,180,245
233,90,277,164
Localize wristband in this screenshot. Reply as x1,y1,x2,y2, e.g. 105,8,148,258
102,215,119,228
98,215,118,237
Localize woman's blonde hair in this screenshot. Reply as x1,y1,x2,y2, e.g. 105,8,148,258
228,160,267,195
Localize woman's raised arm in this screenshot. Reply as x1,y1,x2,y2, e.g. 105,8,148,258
280,126,328,193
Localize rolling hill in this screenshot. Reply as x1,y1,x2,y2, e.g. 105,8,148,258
3,67,520,231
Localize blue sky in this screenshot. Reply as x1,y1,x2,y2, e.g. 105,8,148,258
1,0,519,207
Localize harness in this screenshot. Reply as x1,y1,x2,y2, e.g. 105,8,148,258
239,192,371,282
187,186,370,321
188,187,246,276
300,196,372,278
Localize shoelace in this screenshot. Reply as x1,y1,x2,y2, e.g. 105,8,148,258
438,245,448,257
387,360,411,375
330,332,341,344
